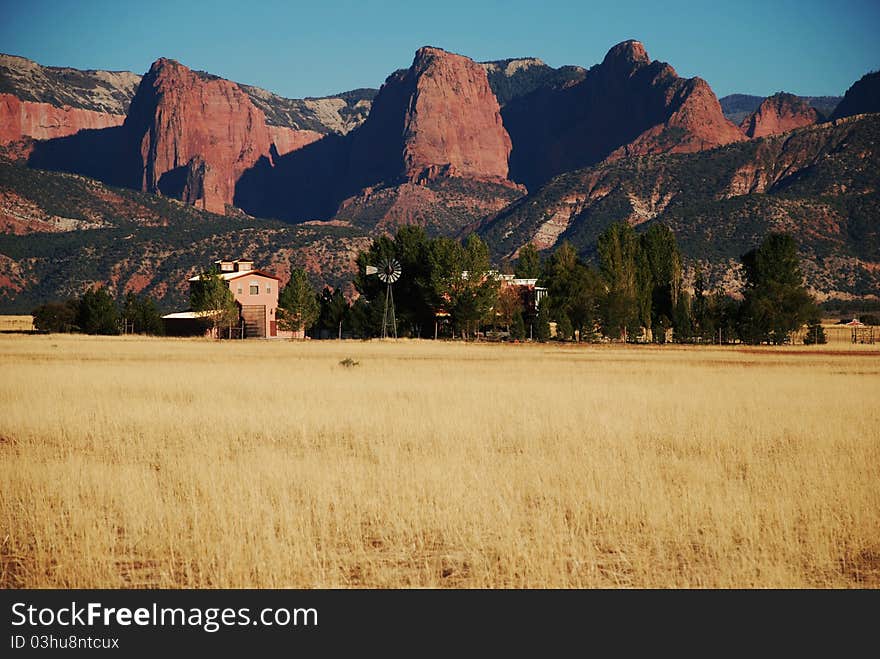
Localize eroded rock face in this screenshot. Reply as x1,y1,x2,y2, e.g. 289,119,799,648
503,40,745,189
0,93,125,148
404,47,512,180
348,46,512,188
125,58,273,214
739,92,822,138
267,126,324,158
0,53,139,155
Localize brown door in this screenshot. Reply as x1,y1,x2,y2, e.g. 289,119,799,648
240,305,266,338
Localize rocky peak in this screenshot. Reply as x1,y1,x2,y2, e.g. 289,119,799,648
348,46,512,187
601,40,651,70
125,57,271,214
739,92,822,138
503,39,744,189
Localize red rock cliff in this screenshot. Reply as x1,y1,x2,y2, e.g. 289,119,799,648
0,93,125,147
348,47,512,188
402,47,511,180
267,125,324,158
125,58,272,214
739,92,821,138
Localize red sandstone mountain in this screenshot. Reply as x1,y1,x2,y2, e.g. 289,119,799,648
237,46,522,231
124,59,271,213
124,58,321,214
348,46,513,187
502,40,745,190
739,92,822,138
0,53,138,157
0,94,125,145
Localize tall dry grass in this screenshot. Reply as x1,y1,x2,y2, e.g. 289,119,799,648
1,334,878,588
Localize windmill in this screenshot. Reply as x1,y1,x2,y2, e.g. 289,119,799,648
366,258,401,338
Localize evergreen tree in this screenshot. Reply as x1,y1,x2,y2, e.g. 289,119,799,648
556,312,573,341
534,301,551,342
514,242,542,279
316,287,349,339
803,320,827,345
278,267,319,337
355,226,434,337
122,292,164,335
510,310,526,341
692,265,710,341
190,267,239,337
349,296,382,338
76,288,119,335
738,233,817,344
32,300,78,333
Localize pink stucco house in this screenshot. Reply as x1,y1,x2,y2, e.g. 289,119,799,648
163,258,284,338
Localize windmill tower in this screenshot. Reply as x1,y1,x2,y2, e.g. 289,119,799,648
366,258,401,339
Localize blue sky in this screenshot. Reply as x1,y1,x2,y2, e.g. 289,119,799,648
2,0,878,99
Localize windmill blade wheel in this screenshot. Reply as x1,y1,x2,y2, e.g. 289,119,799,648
378,258,402,283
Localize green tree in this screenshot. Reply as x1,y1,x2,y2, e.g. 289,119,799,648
737,233,818,345
349,296,382,338
459,235,499,338
278,267,319,337
673,291,694,343
76,287,120,335
640,223,683,342
692,265,711,341
541,241,602,341
316,286,349,339
803,320,827,345
510,310,526,341
122,292,164,335
556,311,573,341
597,222,640,340
355,226,434,337
534,300,552,342
514,242,542,279
428,235,498,339
32,300,78,333
190,267,239,337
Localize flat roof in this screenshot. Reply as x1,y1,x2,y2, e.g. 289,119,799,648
188,269,281,282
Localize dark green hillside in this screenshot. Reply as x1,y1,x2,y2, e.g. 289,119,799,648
0,162,370,312
478,114,880,298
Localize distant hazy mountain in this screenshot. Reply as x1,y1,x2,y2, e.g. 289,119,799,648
720,93,842,124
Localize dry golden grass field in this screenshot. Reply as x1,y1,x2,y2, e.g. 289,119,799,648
1,334,878,588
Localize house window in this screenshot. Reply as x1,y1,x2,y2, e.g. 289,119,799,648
266,285,271,294
249,282,259,295
237,285,243,294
